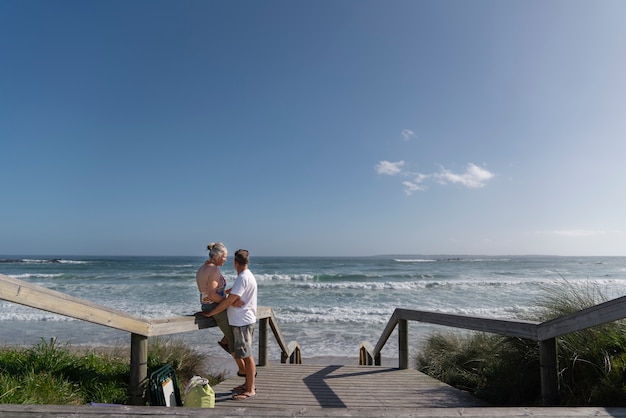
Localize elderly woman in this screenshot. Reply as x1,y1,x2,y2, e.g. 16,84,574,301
196,242,243,374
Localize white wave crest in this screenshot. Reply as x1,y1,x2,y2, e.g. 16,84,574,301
9,273,64,279
17,258,88,264
394,258,511,263
394,259,436,263
254,273,315,282
0,311,75,321
57,259,89,264
275,305,394,324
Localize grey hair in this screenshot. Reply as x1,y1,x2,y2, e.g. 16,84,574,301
207,242,227,260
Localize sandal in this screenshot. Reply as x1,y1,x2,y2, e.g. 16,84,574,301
232,385,256,393
232,392,256,400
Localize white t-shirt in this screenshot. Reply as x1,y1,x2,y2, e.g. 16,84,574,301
227,268,257,327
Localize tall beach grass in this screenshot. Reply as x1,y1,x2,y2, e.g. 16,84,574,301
0,337,223,405
416,279,626,406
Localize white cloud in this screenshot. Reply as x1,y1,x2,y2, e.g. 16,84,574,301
402,174,430,195
401,129,415,141
375,161,495,194
402,181,423,195
375,160,405,176
435,163,494,188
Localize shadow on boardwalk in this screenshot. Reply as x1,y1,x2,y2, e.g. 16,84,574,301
212,364,486,409
2,364,626,417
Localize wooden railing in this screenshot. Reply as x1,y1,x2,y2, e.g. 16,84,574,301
359,295,626,406
0,274,301,405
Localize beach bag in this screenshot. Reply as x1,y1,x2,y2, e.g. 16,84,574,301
183,375,215,408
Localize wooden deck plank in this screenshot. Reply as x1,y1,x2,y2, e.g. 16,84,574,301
3,363,626,416
2,404,626,417
212,363,486,409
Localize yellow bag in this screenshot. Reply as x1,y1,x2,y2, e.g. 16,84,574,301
183,375,215,408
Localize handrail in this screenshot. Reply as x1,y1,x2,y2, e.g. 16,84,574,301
363,309,540,363
0,273,151,335
359,296,626,406
537,294,626,340
0,274,301,404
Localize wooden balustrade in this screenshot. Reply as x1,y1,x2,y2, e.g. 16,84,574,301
359,296,626,406
0,274,301,405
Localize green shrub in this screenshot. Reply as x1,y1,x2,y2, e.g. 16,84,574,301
416,280,626,406
147,337,224,388
0,337,222,405
416,332,541,405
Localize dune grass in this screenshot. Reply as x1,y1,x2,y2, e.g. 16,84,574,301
416,280,626,406
0,337,223,405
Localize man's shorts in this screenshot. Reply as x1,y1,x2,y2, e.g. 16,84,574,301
232,324,255,359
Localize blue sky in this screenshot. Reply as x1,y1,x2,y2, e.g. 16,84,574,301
1,1,625,257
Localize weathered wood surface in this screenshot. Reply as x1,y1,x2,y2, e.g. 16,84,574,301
395,309,540,341
2,405,626,418
0,274,280,339
3,363,626,416
538,294,626,340
212,363,486,410
0,274,150,335
1,362,626,416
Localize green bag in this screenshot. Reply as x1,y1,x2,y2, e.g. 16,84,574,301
183,375,215,408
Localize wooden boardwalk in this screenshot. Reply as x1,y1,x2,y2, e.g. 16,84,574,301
3,363,626,417
213,363,486,409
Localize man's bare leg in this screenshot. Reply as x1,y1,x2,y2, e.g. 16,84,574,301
234,356,246,376
233,356,256,399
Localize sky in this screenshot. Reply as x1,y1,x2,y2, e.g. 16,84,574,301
1,0,625,257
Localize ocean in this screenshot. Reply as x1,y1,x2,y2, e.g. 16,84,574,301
2,255,626,364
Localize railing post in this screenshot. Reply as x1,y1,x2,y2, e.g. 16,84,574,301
539,338,559,406
398,318,409,369
259,317,268,366
129,333,148,405
289,343,302,364
359,342,376,365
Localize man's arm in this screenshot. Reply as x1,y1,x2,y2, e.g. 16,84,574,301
201,293,240,317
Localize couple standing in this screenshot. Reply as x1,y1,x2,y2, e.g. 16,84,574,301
195,242,257,400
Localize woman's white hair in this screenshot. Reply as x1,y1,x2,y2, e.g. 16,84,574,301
207,242,227,260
